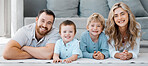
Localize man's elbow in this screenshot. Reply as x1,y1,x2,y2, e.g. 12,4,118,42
46,51,54,60
3,52,12,60
39,51,54,60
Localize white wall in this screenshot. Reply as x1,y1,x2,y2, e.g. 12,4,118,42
0,0,11,37
11,0,23,37
0,0,5,36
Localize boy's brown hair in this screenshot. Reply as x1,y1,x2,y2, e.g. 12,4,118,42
59,20,76,34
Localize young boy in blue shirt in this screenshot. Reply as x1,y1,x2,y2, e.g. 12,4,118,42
80,13,109,60
53,20,82,63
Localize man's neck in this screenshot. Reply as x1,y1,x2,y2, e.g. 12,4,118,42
35,31,44,41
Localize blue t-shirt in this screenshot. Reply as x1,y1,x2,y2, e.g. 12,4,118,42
80,31,109,59
54,39,82,59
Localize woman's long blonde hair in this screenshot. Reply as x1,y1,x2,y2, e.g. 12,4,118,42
105,2,141,50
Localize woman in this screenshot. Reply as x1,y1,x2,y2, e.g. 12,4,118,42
105,2,141,60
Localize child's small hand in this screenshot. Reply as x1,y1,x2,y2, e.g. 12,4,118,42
63,58,72,63
93,51,104,60
97,51,104,60
53,58,62,63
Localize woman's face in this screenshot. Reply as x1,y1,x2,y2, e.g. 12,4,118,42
113,7,129,28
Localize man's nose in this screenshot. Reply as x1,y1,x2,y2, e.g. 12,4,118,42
43,23,47,27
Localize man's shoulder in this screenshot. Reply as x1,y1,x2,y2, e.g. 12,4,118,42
23,23,35,31
46,26,59,36
16,23,35,37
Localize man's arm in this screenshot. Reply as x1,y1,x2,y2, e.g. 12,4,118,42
3,40,33,60
21,43,55,60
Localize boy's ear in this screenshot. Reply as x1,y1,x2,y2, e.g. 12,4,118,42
86,26,89,30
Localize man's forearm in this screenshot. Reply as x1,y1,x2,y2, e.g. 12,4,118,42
3,47,33,60
22,46,53,59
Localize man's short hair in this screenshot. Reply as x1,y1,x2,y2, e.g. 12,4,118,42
38,9,55,22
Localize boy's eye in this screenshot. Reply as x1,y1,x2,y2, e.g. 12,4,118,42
97,25,100,27
47,22,52,24
69,31,73,33
63,31,66,33
91,25,94,27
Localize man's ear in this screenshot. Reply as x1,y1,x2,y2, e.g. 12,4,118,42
36,17,38,23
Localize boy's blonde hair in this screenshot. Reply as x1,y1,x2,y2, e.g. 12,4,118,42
87,13,105,30
59,20,76,34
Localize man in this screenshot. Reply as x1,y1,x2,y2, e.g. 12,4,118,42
3,9,60,60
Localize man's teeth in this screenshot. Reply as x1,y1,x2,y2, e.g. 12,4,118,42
41,28,46,31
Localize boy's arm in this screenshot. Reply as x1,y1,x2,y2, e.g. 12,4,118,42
80,36,94,59
63,54,78,63
100,34,110,59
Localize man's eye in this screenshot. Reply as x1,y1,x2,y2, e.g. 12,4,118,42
121,12,125,15
114,15,118,17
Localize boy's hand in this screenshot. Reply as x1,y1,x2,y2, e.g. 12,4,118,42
93,51,104,60
97,51,104,60
53,58,62,63
63,58,72,63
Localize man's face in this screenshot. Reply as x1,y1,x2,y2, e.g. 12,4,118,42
36,12,54,36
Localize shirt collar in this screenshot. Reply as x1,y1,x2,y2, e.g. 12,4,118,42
61,39,74,47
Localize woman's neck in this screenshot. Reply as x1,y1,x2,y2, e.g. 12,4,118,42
119,25,128,36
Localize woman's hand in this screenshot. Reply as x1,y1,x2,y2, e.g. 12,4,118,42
120,50,133,60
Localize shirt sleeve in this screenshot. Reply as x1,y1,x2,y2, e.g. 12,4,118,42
128,37,140,59
54,40,60,54
12,28,28,47
108,40,120,59
72,40,83,58
100,33,110,59
80,33,93,59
